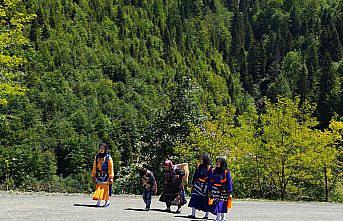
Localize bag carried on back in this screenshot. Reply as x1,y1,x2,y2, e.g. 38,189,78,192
175,163,189,186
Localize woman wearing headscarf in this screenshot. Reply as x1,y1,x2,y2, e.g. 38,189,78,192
159,159,186,213
208,157,233,221
188,154,212,219
91,143,114,207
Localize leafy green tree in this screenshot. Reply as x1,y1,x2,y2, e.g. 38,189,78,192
260,98,336,200
0,0,35,105
142,71,204,167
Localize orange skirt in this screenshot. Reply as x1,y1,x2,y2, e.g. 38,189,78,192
92,183,110,201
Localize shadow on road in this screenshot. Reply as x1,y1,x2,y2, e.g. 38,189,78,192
150,208,172,213
174,215,215,221
124,208,170,213
125,208,189,214
73,203,99,208
124,208,147,212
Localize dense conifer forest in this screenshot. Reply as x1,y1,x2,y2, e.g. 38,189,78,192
0,0,342,201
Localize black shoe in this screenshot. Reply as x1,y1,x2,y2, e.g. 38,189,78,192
145,207,150,211
175,209,181,214
164,208,171,213
103,202,110,207
203,216,209,219
187,215,196,218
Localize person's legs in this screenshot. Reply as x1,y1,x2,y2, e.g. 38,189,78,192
142,190,147,205
96,200,101,207
176,205,181,213
220,213,225,221
216,213,222,221
187,207,196,218
175,192,183,213
203,211,209,219
145,191,152,210
104,201,110,207
104,200,110,207
103,184,110,207
94,184,101,207
191,207,196,216
165,202,171,212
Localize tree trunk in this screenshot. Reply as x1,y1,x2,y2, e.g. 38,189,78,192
256,155,263,198
324,166,328,202
281,160,285,200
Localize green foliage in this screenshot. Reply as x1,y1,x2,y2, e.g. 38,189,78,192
0,0,239,192
0,0,341,201
176,97,340,201
259,98,336,200
0,0,35,105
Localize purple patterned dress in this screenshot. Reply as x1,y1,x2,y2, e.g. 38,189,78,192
208,168,233,214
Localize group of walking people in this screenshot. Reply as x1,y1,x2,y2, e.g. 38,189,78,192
91,143,233,221
187,155,233,221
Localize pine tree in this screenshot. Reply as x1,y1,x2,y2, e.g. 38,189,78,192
319,10,342,62
247,42,265,86
318,53,339,128
305,35,320,101
230,10,245,60
279,51,305,98
289,5,301,37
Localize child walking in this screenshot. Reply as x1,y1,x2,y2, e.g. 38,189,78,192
139,167,157,211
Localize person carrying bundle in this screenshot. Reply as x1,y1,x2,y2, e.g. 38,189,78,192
91,143,114,207
159,160,187,213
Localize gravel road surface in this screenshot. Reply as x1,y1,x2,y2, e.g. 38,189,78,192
0,192,342,221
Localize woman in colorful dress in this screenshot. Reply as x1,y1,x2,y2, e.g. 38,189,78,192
159,160,186,213
91,143,114,207
208,157,233,221
188,154,212,219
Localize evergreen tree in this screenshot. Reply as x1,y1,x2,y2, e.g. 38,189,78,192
318,53,340,128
